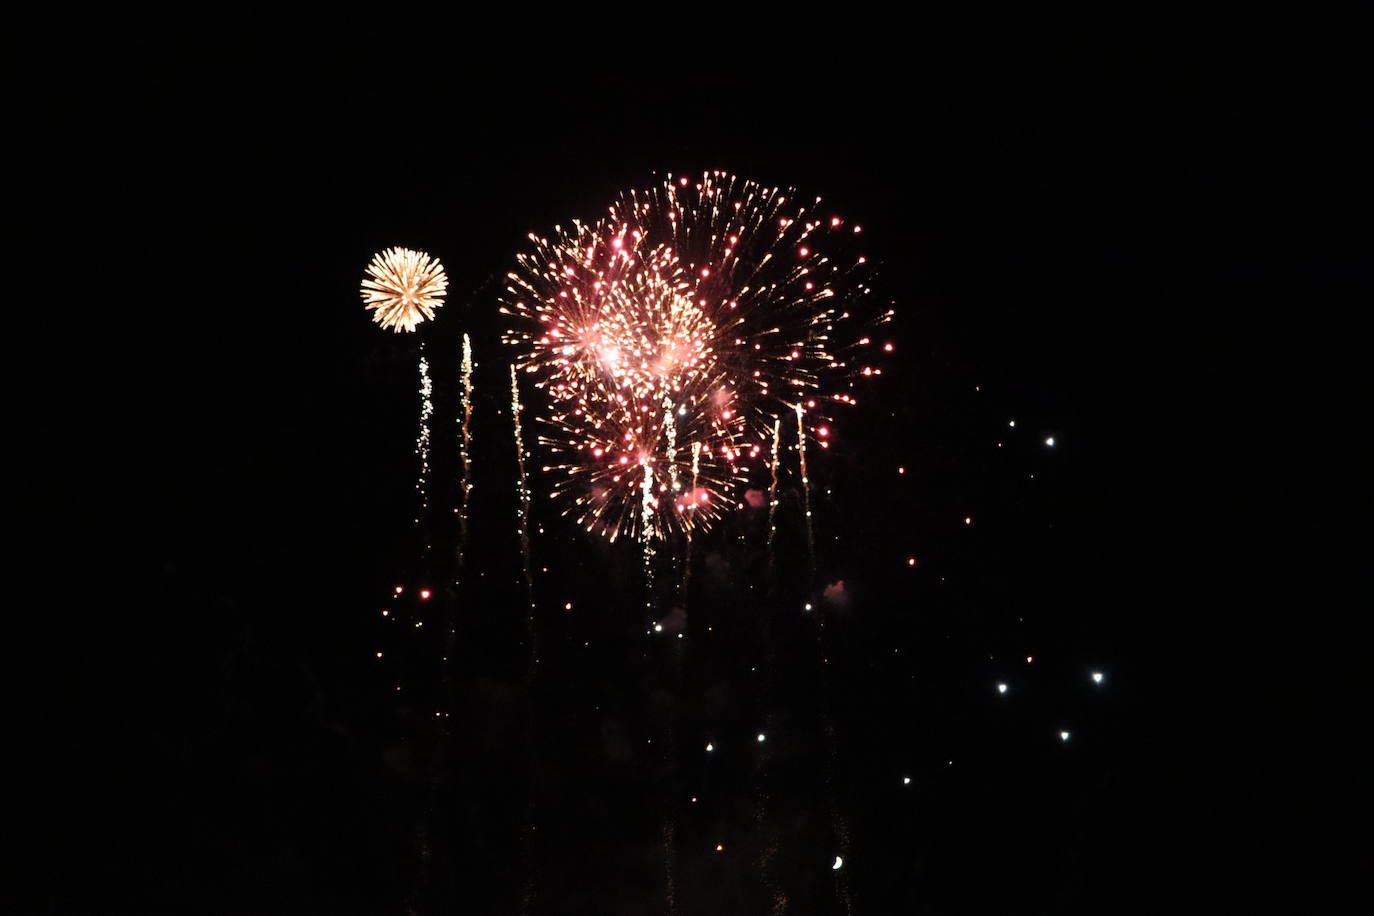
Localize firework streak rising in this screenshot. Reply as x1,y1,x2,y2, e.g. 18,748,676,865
510,364,542,916
455,334,475,581
502,171,892,544
416,345,433,535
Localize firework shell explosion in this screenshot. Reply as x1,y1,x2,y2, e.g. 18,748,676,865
361,247,448,332
502,171,893,542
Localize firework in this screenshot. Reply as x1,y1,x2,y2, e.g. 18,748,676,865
455,333,475,579
361,247,448,332
766,419,782,571
416,345,433,525
502,171,892,541
796,402,814,578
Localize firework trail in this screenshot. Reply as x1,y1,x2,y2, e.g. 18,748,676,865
408,336,478,915
416,345,434,535
455,333,475,580
766,418,782,575
795,403,814,582
511,364,537,653
510,364,542,916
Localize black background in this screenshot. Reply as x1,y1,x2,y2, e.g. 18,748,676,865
10,5,1364,914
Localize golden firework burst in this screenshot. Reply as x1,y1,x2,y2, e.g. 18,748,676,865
361,247,448,332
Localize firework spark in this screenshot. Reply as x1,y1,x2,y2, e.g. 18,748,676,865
511,364,537,653
796,402,814,579
455,333,475,580
416,345,433,527
361,247,448,332
502,171,891,542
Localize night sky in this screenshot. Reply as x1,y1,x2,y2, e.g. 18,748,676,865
12,7,1364,914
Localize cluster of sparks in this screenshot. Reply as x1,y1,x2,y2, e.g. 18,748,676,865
361,247,448,333
502,171,893,543
356,181,1116,910
416,346,433,525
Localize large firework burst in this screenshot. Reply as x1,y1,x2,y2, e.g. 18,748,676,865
502,171,892,542
361,247,448,333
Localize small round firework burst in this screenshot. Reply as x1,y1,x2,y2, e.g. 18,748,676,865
361,247,448,333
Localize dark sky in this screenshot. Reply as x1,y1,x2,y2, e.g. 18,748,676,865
11,6,1364,914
